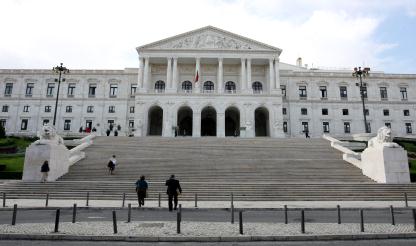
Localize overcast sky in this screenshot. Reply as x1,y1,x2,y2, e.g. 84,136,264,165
1,0,415,73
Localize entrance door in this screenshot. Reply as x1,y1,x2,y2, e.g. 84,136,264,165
177,106,193,136
255,107,269,137
201,106,216,136
225,107,240,136
148,106,163,136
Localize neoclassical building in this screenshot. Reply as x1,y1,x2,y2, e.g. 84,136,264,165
0,26,415,138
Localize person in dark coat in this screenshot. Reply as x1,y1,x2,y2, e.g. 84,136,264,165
135,175,148,207
40,160,50,182
165,174,182,211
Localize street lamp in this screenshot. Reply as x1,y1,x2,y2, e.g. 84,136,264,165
352,66,370,133
52,63,69,126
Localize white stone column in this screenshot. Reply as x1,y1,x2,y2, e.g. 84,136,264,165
172,57,178,92
166,57,172,90
217,58,223,94
217,113,225,137
269,58,275,93
138,57,144,88
240,58,246,92
193,111,201,137
246,58,252,92
143,57,150,92
274,58,281,92
195,57,201,93
244,103,255,138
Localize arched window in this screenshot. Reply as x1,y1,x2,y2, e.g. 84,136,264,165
203,81,214,93
181,81,192,93
154,80,165,93
225,81,236,94
252,81,263,94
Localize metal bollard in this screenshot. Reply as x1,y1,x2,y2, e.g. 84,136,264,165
360,209,364,232
11,204,17,226
177,211,181,234
72,204,77,223
284,205,288,224
195,193,198,208
45,193,49,207
122,193,126,207
158,193,161,208
239,211,243,235
231,204,234,224
301,210,305,234
2,192,5,207
127,203,131,223
54,209,60,233
231,193,234,208
179,204,182,222
112,210,118,234
413,209,416,231
405,193,409,207
86,192,90,207
337,205,341,224
390,205,395,225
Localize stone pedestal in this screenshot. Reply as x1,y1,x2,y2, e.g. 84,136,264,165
361,145,410,184
22,142,70,182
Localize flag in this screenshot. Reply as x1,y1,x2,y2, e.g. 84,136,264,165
194,70,199,83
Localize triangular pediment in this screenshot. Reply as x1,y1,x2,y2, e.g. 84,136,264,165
137,26,281,53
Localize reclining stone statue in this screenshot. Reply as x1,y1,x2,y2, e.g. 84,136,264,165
35,124,64,145
367,126,400,148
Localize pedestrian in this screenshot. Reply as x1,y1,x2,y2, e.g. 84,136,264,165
114,130,118,136
165,174,182,211
40,160,50,182
107,155,117,175
106,129,111,136
135,175,148,207
304,128,310,138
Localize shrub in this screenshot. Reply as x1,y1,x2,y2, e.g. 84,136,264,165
0,125,5,139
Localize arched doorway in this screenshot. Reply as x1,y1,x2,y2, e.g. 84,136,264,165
148,106,163,136
201,106,216,136
225,107,240,136
177,106,193,136
255,107,269,137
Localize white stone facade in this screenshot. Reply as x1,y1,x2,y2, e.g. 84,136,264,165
0,26,415,138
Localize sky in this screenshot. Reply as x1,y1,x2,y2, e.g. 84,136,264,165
0,0,415,74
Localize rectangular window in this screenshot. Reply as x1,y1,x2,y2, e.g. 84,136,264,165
129,120,134,128
344,122,351,133
67,83,76,97
323,122,330,133
283,121,288,133
21,119,28,130
380,87,388,100
87,106,94,113
361,86,368,99
88,84,97,97
280,85,286,98
129,106,135,113
302,122,309,132
342,109,349,116
2,105,8,113
23,105,29,112
340,86,347,99
365,109,369,116
383,109,389,116
130,84,137,97
46,83,55,97
282,108,287,115
108,106,115,113
85,120,93,129
367,122,371,133
66,106,72,113
108,120,115,130
301,108,307,115
4,83,13,96
404,109,410,116
322,108,328,115
319,86,327,99
400,87,408,100
406,123,412,134
44,106,51,113
0,119,6,128
43,119,50,125
25,83,34,96
385,122,391,128
299,86,307,99
64,119,71,131
109,84,118,97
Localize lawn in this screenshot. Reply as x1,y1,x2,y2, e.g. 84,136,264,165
0,155,25,172
0,137,36,177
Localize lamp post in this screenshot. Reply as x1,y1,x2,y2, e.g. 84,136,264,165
52,63,69,126
352,67,370,133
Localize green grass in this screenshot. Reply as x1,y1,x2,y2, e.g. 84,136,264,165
0,137,36,177
401,142,416,153
0,156,24,172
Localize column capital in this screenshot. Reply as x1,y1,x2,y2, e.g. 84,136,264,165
167,57,172,61
218,57,223,62
173,57,178,61
240,57,246,62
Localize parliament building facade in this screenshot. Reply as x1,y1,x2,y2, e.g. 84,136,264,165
0,26,415,138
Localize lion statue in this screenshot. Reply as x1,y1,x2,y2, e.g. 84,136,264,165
36,124,64,145
368,126,400,148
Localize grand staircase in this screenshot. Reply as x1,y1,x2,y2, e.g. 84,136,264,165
1,136,416,201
